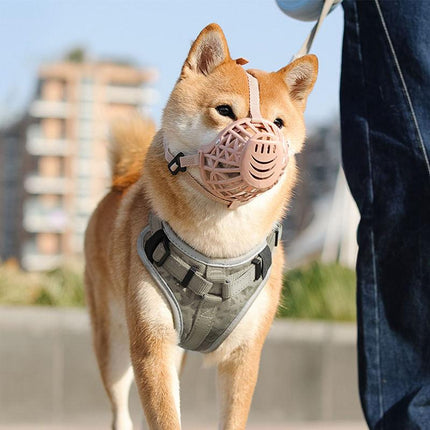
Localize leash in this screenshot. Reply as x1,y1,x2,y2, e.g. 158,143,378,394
291,0,339,61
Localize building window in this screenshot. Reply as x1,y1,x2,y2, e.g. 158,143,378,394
80,78,94,102
78,120,93,140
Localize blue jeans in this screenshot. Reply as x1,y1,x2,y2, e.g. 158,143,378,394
341,1,430,428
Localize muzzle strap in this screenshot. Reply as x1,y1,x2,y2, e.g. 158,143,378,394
164,146,199,175
246,73,262,120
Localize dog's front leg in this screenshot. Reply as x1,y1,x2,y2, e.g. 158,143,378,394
216,341,264,430
128,312,181,430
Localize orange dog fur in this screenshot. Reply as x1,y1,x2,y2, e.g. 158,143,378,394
84,23,318,430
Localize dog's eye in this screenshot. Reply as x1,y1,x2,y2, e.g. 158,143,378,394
216,105,236,120
274,118,284,129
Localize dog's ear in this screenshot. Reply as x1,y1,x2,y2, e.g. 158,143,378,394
181,23,231,77
277,55,318,110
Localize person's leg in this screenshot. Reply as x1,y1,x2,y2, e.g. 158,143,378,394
340,0,430,428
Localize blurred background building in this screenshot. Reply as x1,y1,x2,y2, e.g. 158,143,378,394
284,121,359,269
0,50,158,270
0,2,358,273
0,58,358,271
0,116,29,265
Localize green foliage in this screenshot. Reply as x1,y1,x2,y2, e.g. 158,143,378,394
278,261,356,321
65,47,86,63
0,262,85,307
0,260,356,321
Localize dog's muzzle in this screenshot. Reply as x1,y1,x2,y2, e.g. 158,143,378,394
199,116,287,206
164,73,289,209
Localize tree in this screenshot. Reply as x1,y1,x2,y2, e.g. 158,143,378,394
65,48,86,63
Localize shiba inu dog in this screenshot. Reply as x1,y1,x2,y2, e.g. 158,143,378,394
85,23,317,430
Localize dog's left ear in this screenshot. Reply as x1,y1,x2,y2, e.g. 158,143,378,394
277,55,318,110
181,23,231,77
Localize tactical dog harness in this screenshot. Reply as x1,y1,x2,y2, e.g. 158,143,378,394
137,214,281,353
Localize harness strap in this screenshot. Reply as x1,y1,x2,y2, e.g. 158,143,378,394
156,250,214,297
150,236,274,300
182,299,219,351
164,147,199,174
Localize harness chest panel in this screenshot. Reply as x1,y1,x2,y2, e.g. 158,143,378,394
137,214,281,353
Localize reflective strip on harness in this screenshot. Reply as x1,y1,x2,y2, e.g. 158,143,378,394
137,213,282,352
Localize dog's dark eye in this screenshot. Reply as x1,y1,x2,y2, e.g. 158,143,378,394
216,105,236,120
274,118,284,129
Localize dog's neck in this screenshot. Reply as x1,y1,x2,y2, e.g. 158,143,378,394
142,131,295,259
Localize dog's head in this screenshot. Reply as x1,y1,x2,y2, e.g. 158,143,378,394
162,23,318,159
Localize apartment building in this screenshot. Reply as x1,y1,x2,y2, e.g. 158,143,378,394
0,117,28,263
21,60,157,270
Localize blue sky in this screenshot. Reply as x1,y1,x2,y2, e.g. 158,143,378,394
0,0,343,128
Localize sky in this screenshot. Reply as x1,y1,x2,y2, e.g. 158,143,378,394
0,0,344,128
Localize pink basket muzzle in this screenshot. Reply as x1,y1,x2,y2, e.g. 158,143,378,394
164,72,290,208
199,117,288,205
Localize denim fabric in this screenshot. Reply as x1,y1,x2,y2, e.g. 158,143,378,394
340,1,430,428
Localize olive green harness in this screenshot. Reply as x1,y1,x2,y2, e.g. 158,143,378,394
137,214,281,353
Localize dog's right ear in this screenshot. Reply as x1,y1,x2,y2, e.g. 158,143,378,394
181,23,231,78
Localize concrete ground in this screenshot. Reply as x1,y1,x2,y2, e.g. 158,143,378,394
0,425,367,430
0,307,366,429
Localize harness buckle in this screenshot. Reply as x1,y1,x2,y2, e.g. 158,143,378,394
252,257,263,280
252,245,272,280
181,266,197,288
144,229,170,266
274,227,280,247
168,152,187,175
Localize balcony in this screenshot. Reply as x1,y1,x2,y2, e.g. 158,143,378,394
21,253,63,271
23,209,68,233
24,175,71,194
30,100,71,118
105,85,158,105
74,216,89,234
26,137,70,156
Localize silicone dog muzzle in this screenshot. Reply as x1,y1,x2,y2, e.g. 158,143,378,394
198,116,287,206
164,73,289,209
